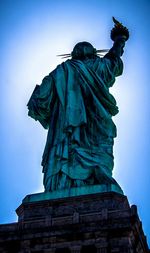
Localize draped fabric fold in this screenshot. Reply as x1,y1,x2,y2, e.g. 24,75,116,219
27,55,123,191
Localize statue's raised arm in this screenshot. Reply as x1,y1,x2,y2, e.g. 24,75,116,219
105,17,129,58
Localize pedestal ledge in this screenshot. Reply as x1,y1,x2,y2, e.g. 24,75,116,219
22,183,123,203
16,191,128,223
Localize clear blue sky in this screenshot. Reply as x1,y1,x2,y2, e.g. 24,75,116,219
0,0,150,246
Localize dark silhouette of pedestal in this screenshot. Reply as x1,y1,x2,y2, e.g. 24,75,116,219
0,191,149,252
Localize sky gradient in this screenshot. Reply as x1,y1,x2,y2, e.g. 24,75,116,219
0,0,150,246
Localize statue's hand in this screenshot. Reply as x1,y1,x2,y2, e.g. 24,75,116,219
111,17,129,42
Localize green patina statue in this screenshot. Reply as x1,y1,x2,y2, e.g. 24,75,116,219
27,18,129,193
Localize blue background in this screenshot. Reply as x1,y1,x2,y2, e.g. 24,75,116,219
0,0,150,246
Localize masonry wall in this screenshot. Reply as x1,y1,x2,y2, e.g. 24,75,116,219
0,192,149,253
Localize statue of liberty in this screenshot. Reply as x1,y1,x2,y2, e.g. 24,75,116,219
27,18,129,193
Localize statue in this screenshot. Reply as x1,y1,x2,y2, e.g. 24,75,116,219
27,18,129,193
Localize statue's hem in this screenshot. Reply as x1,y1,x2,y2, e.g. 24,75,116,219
23,184,123,203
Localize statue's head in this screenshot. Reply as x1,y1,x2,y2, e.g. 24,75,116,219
71,41,96,60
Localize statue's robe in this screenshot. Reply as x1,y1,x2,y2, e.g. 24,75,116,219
28,55,123,191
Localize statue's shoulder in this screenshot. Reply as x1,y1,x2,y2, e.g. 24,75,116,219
49,60,71,81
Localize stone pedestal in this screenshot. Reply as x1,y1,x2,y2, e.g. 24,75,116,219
0,191,149,252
